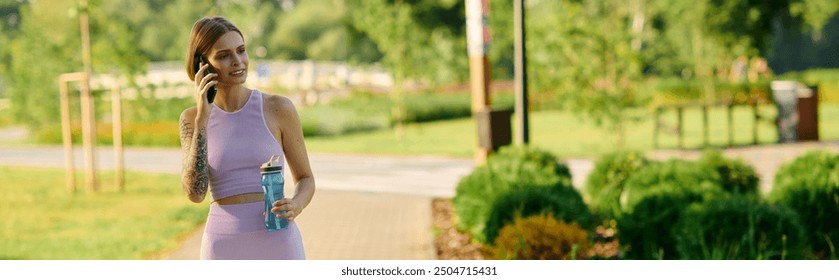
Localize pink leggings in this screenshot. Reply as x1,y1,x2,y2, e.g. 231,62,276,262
200,201,305,260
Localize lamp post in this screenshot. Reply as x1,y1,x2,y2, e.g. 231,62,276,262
514,0,529,144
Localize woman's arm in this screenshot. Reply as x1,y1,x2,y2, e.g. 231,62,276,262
269,96,315,221
179,108,210,203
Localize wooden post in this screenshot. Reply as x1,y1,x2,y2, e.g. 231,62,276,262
727,103,734,147
752,102,759,145
80,76,97,192
678,106,684,149
467,0,492,164
702,104,709,147
79,1,97,192
111,84,124,191
59,76,76,193
653,107,660,149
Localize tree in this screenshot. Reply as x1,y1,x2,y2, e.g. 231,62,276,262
528,0,651,147
5,0,156,128
487,0,514,81
348,0,468,85
348,0,469,136
6,1,79,128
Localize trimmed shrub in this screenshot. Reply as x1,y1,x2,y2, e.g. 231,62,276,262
484,184,593,245
651,78,772,107
584,151,650,219
35,121,181,147
674,195,808,259
298,106,388,137
620,159,719,212
400,92,515,124
452,145,571,244
769,150,839,259
618,186,704,259
697,149,760,195
492,213,590,260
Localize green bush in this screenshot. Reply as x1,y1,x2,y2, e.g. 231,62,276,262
674,195,808,259
399,92,514,124
452,145,571,244
484,183,593,245
620,159,719,212
769,150,839,259
584,151,650,219
617,155,762,259
651,78,772,107
492,213,590,260
34,121,181,147
298,106,389,137
697,149,760,195
618,186,704,259
298,91,515,137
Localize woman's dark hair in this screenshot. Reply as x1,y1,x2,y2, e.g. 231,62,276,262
185,16,243,81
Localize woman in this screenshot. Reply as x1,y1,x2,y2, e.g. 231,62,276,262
179,16,315,260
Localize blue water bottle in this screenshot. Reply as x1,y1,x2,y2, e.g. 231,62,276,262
261,155,288,231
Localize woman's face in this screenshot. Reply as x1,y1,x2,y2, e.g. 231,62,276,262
207,31,249,86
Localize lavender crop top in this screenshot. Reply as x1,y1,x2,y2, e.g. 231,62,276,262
207,89,284,201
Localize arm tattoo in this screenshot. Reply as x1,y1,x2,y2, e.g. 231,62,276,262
180,118,209,199
191,128,209,196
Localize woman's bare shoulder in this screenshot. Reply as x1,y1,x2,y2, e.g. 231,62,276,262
179,106,198,123
262,93,297,116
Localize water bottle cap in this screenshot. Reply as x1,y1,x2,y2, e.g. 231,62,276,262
260,155,283,173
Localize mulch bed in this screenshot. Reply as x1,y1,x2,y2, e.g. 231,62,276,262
432,198,621,260
432,198,486,260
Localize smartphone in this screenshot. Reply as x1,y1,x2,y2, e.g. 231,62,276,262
193,54,217,103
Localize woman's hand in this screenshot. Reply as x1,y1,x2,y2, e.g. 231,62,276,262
194,62,218,117
272,198,302,221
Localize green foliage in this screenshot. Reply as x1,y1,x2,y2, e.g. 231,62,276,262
6,2,77,130
620,159,719,212
617,157,735,259
299,105,389,137
529,0,649,147
298,91,514,137
348,0,467,85
267,0,348,61
484,183,593,246
401,92,514,124
31,89,189,146
618,187,704,259
697,149,760,195
769,150,839,259
492,213,590,260
487,0,514,80
34,121,181,147
651,78,773,107
452,145,572,244
674,195,808,260
790,0,839,35
584,151,650,219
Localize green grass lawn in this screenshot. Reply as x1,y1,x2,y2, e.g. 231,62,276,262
305,104,839,159
0,167,208,259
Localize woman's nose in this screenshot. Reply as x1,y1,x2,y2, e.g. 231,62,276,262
232,56,241,67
